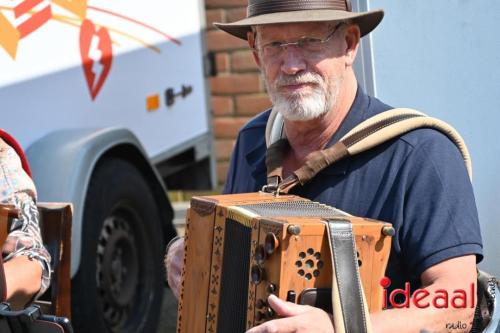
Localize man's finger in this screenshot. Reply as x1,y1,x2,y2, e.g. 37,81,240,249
267,294,310,317
165,238,185,300
246,315,306,333
171,274,181,299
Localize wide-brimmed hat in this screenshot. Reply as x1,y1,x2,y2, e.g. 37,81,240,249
214,0,384,40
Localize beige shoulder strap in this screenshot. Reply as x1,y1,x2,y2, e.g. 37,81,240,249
265,108,472,194
265,108,285,147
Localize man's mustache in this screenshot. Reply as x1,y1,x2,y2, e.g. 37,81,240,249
275,72,323,88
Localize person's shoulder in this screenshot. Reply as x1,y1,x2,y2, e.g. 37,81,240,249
365,94,393,117
363,98,462,154
399,127,455,150
239,109,271,134
231,109,270,157
235,109,271,147
389,116,467,176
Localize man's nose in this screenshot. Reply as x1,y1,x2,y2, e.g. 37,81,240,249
280,46,306,75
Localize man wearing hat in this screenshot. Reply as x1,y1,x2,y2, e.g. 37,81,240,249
166,0,483,331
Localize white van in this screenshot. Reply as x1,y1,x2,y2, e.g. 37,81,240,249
0,0,213,331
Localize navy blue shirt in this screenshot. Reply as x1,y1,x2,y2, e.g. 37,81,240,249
223,87,483,293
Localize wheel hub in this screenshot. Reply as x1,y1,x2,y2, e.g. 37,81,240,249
97,215,140,327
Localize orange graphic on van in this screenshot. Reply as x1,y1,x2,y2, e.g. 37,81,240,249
0,10,19,58
0,1,181,100
52,0,87,19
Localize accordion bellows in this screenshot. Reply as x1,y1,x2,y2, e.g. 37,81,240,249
177,192,392,333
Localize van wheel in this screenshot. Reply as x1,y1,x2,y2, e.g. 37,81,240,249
71,158,164,333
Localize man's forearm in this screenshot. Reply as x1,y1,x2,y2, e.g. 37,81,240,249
370,279,476,333
371,305,475,333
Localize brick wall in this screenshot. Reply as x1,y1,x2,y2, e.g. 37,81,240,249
205,0,272,187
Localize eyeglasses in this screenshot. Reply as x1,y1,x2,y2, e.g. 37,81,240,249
253,23,344,58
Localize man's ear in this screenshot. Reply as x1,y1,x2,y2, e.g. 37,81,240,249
344,24,360,67
247,30,262,68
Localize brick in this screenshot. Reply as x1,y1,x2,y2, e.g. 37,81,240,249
206,9,225,29
231,50,259,72
213,117,250,138
215,139,236,161
210,73,261,94
211,96,233,116
235,93,272,116
226,7,247,22
206,29,248,52
215,52,230,73
216,161,230,186
206,0,247,9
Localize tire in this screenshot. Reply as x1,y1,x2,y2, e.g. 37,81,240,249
71,158,165,333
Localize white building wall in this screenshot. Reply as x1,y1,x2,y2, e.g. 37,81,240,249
368,0,500,275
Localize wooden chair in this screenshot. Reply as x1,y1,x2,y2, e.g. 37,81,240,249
0,203,73,319
35,203,72,320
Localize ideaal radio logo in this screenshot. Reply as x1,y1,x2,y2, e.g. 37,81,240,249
380,277,476,309
381,276,499,331
380,277,478,331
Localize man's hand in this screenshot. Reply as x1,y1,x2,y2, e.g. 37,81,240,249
246,294,335,333
164,237,184,300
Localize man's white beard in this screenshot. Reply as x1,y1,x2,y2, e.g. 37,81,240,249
265,72,342,121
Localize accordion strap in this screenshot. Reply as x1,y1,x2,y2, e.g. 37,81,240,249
264,108,472,194
323,219,372,333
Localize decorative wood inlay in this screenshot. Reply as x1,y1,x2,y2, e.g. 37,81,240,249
191,197,217,216
177,201,216,333
205,207,226,333
260,219,283,238
246,218,260,330
176,216,190,332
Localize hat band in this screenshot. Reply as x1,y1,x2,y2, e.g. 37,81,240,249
247,0,352,18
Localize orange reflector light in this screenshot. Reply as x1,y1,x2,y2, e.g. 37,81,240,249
146,94,160,112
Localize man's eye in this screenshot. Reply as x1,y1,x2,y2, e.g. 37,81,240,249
301,37,323,46
265,41,283,49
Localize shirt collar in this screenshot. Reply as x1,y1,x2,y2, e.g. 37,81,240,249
321,85,369,175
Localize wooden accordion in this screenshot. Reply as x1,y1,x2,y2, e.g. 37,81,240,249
177,192,393,333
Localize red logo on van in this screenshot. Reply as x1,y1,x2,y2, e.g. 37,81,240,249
380,277,475,309
79,19,113,100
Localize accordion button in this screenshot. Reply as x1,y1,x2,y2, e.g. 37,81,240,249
265,307,275,319
255,245,266,264
382,226,395,236
265,233,279,255
251,265,264,284
287,224,301,235
267,283,277,294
